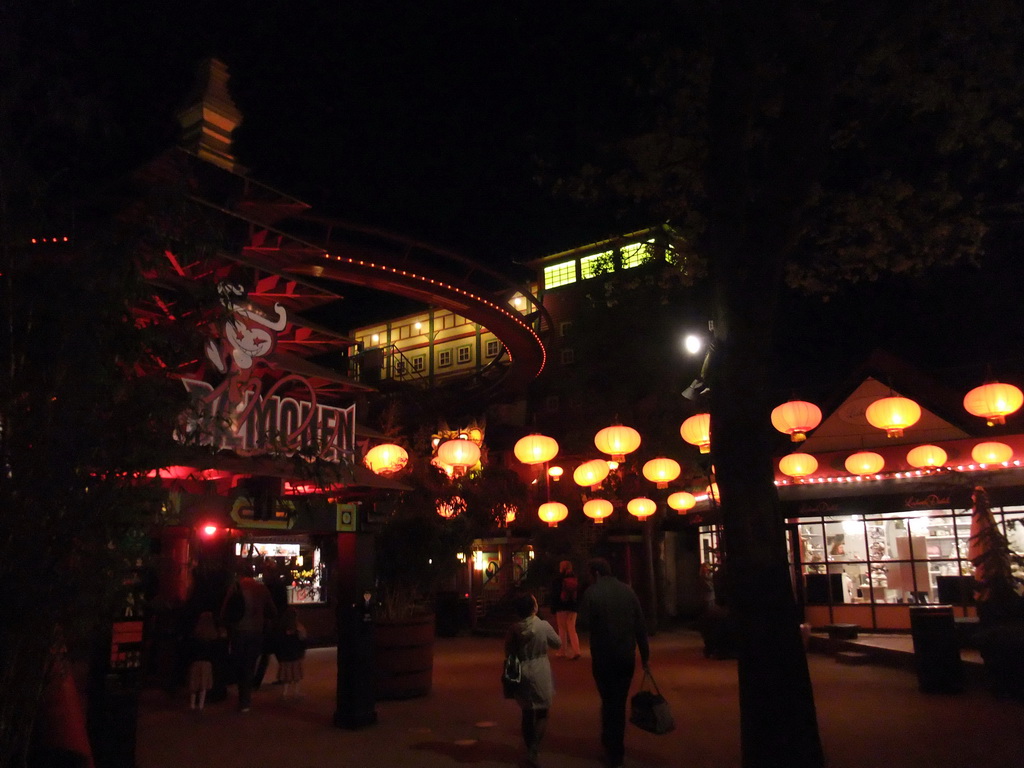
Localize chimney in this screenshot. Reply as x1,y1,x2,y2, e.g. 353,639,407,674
177,58,243,172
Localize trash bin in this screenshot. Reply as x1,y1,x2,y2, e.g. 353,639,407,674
909,605,964,694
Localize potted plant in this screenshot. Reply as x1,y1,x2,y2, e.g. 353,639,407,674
368,428,526,698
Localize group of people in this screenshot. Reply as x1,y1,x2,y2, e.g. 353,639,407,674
184,561,308,713
505,557,650,768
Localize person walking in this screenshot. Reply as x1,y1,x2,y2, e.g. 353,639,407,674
276,607,308,699
221,568,278,713
549,560,581,659
185,611,219,711
578,557,650,768
254,559,290,689
505,591,561,768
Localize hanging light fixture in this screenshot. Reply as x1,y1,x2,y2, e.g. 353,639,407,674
642,458,681,489
594,424,641,462
865,396,921,438
845,451,885,475
436,496,467,519
548,465,564,480
513,433,559,465
971,441,1013,465
778,453,818,478
538,501,568,527
583,498,614,524
964,382,1024,426
573,459,611,489
667,491,696,513
627,497,657,520
771,400,822,442
436,439,481,473
680,413,711,454
906,444,948,469
363,443,409,475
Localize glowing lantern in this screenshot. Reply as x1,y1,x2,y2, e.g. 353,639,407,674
845,451,884,475
778,453,818,478
513,434,559,465
680,413,712,454
964,382,1024,426
642,458,681,489
906,445,947,469
548,466,564,480
705,483,720,503
771,400,822,442
627,497,657,520
436,439,481,472
971,441,1013,465
865,396,921,438
538,502,568,527
436,496,467,519
667,491,696,513
363,443,409,475
583,498,614,524
594,425,641,462
573,459,611,489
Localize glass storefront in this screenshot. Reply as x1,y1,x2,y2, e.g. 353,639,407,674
236,539,328,605
698,502,1024,630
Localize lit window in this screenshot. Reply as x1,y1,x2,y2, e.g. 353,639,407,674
581,250,614,279
543,260,577,289
485,339,501,357
438,350,452,367
621,241,654,269
457,346,472,364
412,355,425,371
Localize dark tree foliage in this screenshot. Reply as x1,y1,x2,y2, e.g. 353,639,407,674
548,2,1024,767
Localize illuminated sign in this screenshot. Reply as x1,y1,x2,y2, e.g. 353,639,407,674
175,280,355,462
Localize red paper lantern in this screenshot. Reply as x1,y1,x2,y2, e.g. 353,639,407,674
771,400,822,442
538,502,568,527
865,396,921,438
778,453,818,478
627,497,657,520
680,413,711,454
513,434,559,465
964,382,1024,426
906,445,947,469
583,498,614,524
667,491,696,513
573,459,611,489
845,451,884,475
971,441,1013,465
642,458,681,489
594,425,641,462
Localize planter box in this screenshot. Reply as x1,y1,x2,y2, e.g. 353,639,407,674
373,613,435,700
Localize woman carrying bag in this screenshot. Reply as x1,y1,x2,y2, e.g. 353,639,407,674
504,591,561,768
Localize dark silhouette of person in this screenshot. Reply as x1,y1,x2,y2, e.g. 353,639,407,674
578,557,650,768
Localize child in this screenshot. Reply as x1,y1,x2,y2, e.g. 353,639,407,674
186,611,219,711
276,607,307,699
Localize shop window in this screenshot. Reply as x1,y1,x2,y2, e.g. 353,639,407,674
240,541,326,605
457,345,472,364
438,349,452,367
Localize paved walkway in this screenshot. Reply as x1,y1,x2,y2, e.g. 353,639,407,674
136,628,1024,768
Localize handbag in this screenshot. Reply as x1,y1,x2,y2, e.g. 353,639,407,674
630,669,675,734
501,652,522,699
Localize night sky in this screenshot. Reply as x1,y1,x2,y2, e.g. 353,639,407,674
21,2,1024,396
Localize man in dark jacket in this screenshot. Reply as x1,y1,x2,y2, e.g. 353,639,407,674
578,557,650,768
221,569,277,712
